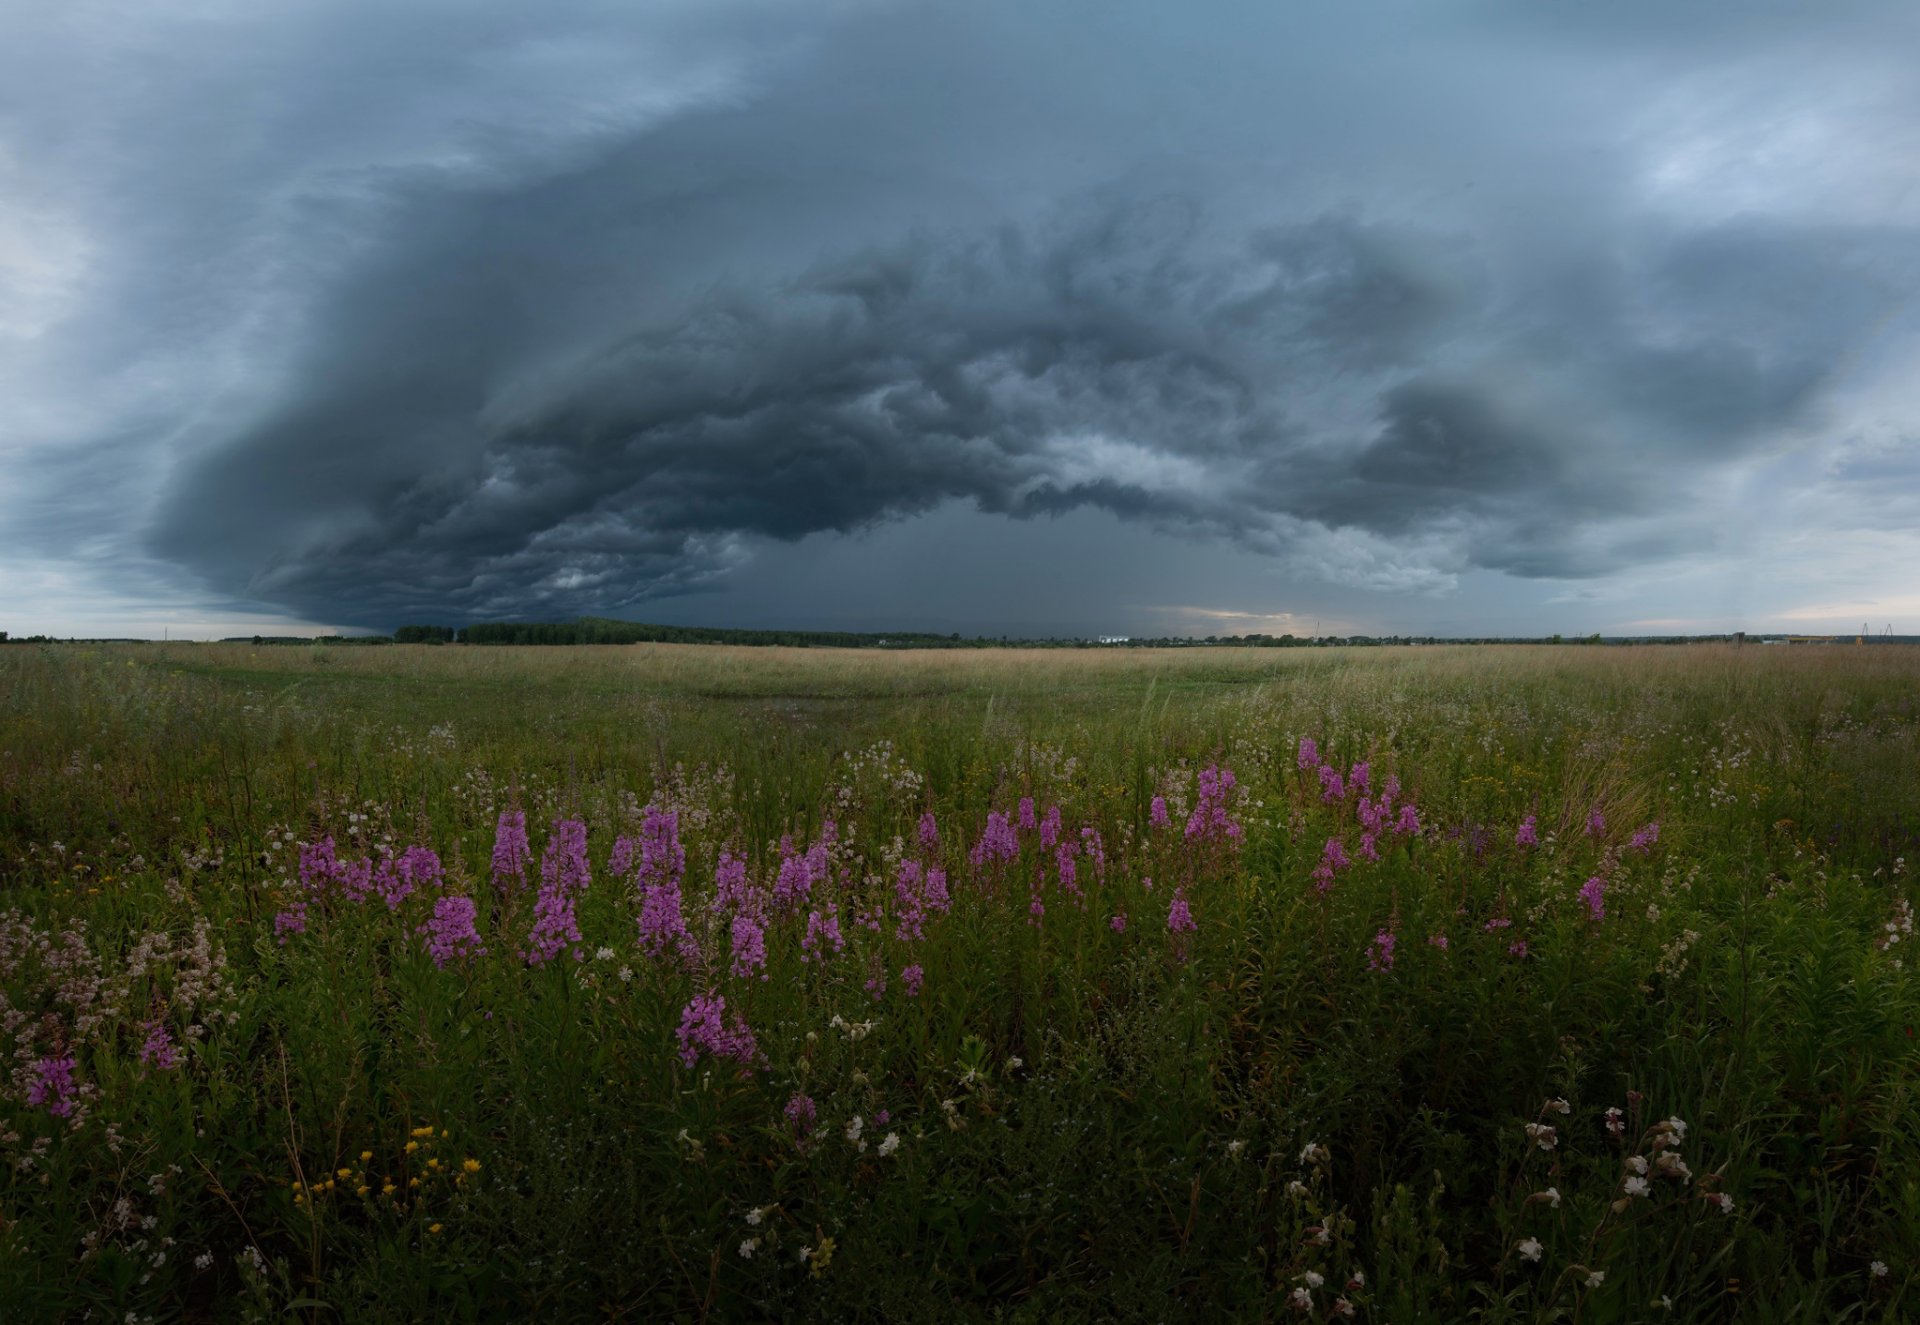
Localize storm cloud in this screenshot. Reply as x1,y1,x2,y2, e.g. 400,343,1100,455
6,0,1920,634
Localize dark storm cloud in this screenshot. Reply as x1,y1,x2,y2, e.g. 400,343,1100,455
7,0,1920,631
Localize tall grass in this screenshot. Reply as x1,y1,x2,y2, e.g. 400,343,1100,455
1,641,1916,1321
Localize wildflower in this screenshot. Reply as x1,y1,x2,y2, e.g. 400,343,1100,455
522,885,582,966
1516,814,1539,848
675,992,759,1071
1395,803,1420,835
1654,1152,1692,1182
729,914,768,980
1348,761,1369,794
845,1115,866,1149
918,811,940,851
1366,927,1396,972
428,1223,443,1235
1302,1270,1325,1288
806,1235,835,1277
138,1020,180,1071
1226,1139,1245,1158
1605,1106,1625,1136
968,812,1019,869
1586,808,1606,837
801,908,844,962
491,809,530,890
1017,797,1037,832
874,1109,890,1125
784,1094,817,1138
1149,796,1170,829
1536,1186,1562,1208
1428,932,1449,950
1167,887,1197,933
1517,1238,1543,1262
28,1055,78,1117
1039,804,1062,850
1625,1155,1649,1175
1285,1179,1309,1197
1110,912,1128,933
1332,1298,1355,1317
1348,1271,1366,1290
739,1238,759,1259
1870,1260,1889,1278
1623,1175,1650,1197
878,1132,901,1157
1629,821,1661,853
1707,1192,1733,1213
1578,876,1607,921
420,895,486,967
1508,939,1530,959
901,964,924,997
1525,1123,1558,1151
1548,1097,1571,1115
1585,1270,1606,1289
711,853,754,916
1319,764,1345,802
1296,736,1319,770
1299,1142,1329,1165
1288,1287,1313,1311
1185,764,1243,842
1664,1117,1688,1142
273,903,308,944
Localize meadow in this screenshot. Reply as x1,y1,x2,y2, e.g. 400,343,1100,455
1,640,1916,1322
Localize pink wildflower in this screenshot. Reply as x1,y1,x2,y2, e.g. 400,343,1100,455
675,992,759,1070
969,812,1019,869
785,1093,818,1138
1185,764,1243,842
523,885,583,966
901,964,924,997
420,895,486,967
273,902,308,944
1367,927,1396,972
1629,821,1661,853
138,1021,180,1072
918,811,940,852
801,908,844,963
491,809,530,890
541,818,592,898
1516,815,1539,848
1110,912,1128,933
1296,736,1319,770
1167,887,1197,935
1578,875,1606,921
27,1055,77,1118
730,913,768,980
1149,796,1170,829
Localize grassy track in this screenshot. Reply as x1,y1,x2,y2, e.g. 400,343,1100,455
1,641,1916,1321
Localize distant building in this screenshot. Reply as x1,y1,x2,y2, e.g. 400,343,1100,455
1097,635,1131,645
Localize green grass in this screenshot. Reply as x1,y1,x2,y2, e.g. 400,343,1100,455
1,641,1916,1321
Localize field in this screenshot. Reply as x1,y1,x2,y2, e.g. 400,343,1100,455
1,640,1917,1322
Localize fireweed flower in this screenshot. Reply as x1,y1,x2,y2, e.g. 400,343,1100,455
491,809,531,891
1586,808,1606,837
1110,912,1128,933
1055,842,1082,901
1167,887,1197,936
1509,939,1530,959
1149,796,1170,829
1578,876,1607,921
1358,832,1380,862
1367,927,1397,972
1039,804,1062,850
1297,736,1319,770
784,1093,817,1139
711,852,755,916
421,895,486,967
138,1021,180,1071
1516,815,1539,848
399,844,444,892
1428,933,1450,950
675,992,759,1070
28,1055,77,1117
299,837,345,893
274,902,308,944
1349,760,1370,793
523,886,583,966
1017,797,1037,833
918,811,940,852
541,818,592,898
901,964,924,996
801,908,845,963
1629,821,1661,853
1318,764,1345,802
968,812,1019,870
730,914,768,980
1080,826,1107,880
1186,764,1243,842
1395,803,1421,835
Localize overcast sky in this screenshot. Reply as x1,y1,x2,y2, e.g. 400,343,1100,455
5,1,1919,639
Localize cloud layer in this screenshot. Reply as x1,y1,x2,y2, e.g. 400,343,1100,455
6,0,1920,632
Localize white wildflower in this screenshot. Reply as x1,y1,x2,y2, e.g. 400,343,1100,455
1623,1175,1650,1198
739,1238,759,1259
1517,1237,1542,1262
878,1132,900,1157
1585,1270,1606,1289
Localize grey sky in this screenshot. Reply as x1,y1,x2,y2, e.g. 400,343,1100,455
4,0,1919,638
